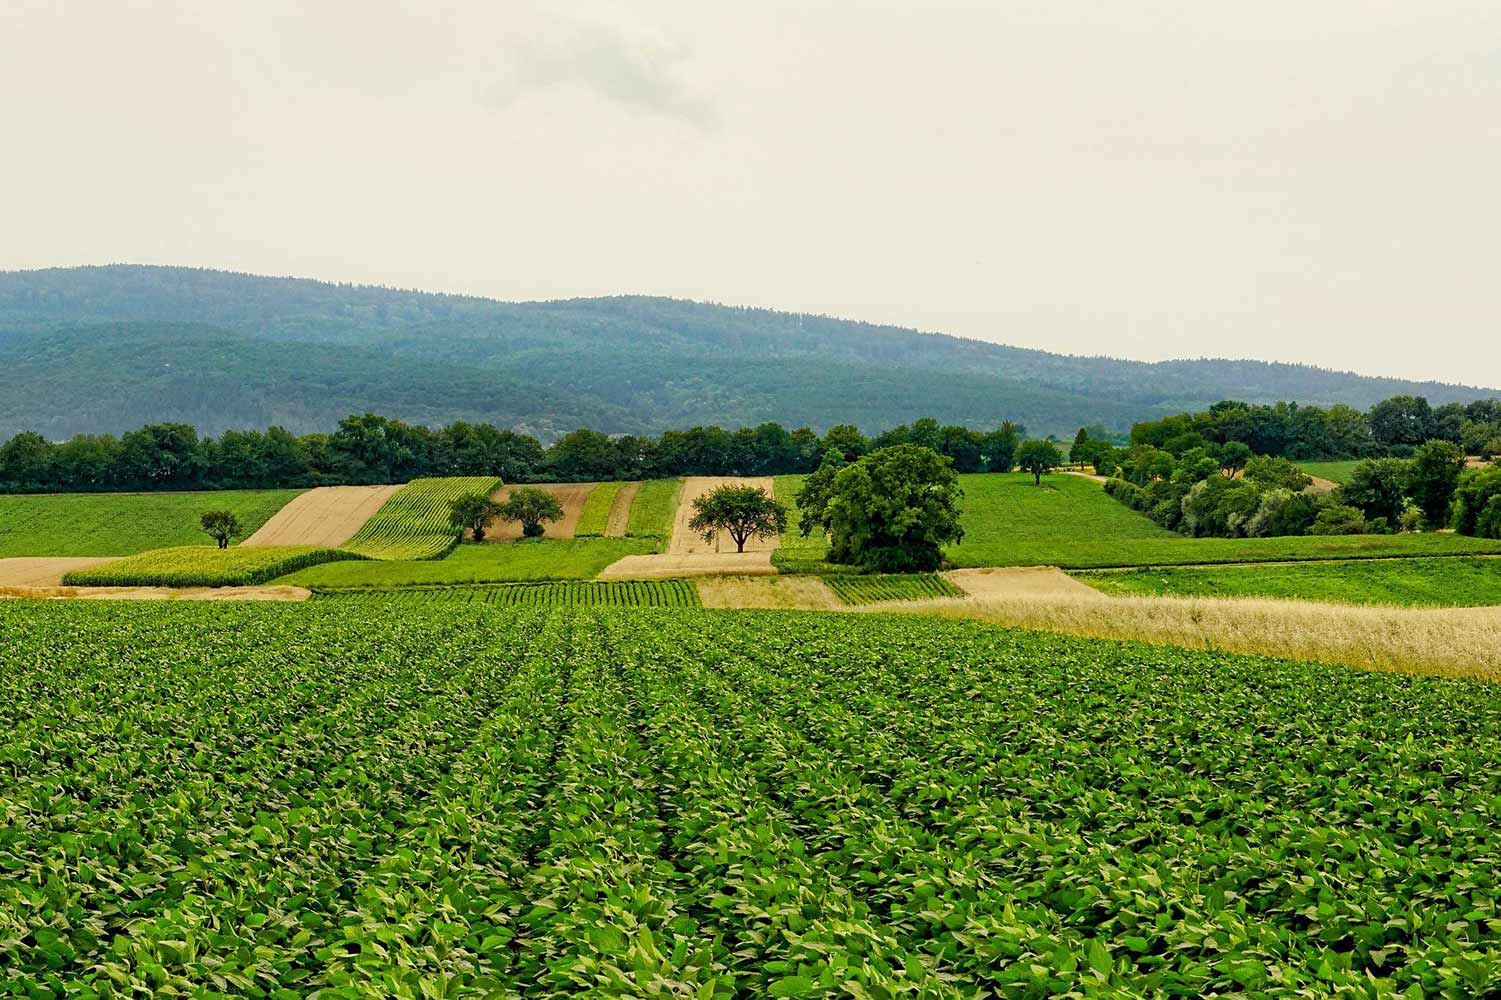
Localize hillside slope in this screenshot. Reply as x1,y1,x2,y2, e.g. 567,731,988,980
1,265,1492,440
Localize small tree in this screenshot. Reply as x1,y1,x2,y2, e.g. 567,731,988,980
1219,441,1252,478
688,484,788,553
1016,439,1063,486
199,510,241,549
449,492,504,542
496,487,565,538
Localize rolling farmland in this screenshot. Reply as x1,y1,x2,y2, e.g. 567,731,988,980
60,545,361,587
342,476,501,560
5,600,1501,995
0,489,303,558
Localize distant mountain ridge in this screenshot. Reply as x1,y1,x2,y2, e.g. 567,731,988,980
1,264,1493,441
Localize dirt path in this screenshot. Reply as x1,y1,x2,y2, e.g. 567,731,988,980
598,551,776,580
0,557,119,587
668,477,779,555
483,483,597,541
0,584,311,602
243,485,401,547
605,482,641,538
945,566,1104,600
1061,469,1108,484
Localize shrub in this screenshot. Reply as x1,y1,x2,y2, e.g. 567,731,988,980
1451,467,1501,537
1245,488,1318,538
1309,503,1367,535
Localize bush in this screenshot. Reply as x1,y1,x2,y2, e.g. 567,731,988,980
1245,489,1318,538
1309,503,1367,535
1451,467,1501,537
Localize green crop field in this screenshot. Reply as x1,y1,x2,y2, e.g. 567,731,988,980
281,537,655,588
1299,460,1364,485
624,478,682,548
319,579,701,608
825,573,962,605
574,481,624,536
5,599,1501,995
0,489,302,558
342,476,501,560
60,544,360,587
772,473,831,572
943,473,1501,569
1079,556,1501,607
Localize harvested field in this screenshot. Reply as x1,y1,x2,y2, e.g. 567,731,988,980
669,476,779,555
597,551,776,580
242,485,401,547
605,481,641,537
0,557,119,588
946,566,1104,600
0,584,310,602
859,591,1501,682
697,574,841,610
484,483,597,541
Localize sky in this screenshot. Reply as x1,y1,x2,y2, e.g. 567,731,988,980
3,0,1498,386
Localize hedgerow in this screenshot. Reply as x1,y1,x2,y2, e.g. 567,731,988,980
5,601,1501,994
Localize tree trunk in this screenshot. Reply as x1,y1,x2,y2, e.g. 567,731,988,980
472,525,485,543
1034,471,1041,486
218,536,229,549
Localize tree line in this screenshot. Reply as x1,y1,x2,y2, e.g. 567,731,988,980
0,414,1029,494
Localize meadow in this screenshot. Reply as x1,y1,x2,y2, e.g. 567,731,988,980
1079,556,1501,607
624,478,682,548
60,544,360,587
0,489,303,557
4,599,1500,995
1298,459,1363,485
280,537,655,588
574,480,625,536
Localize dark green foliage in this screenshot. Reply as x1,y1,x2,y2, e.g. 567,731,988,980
1241,454,1313,492
818,445,965,571
197,510,241,549
496,487,564,539
1342,458,1414,524
1015,439,1063,485
448,493,503,543
1309,503,1368,535
1451,466,1501,538
687,484,788,553
6,600,1501,994
1407,439,1466,526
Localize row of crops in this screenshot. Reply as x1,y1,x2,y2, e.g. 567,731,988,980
6,598,1500,995
342,476,502,560
59,544,361,587
824,572,963,605
318,579,701,608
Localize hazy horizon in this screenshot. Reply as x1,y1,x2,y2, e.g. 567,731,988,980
4,2,1498,385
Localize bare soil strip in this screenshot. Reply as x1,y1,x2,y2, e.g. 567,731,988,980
669,477,779,555
243,485,402,547
698,575,841,610
605,482,641,537
597,551,776,581
945,566,1104,600
0,584,311,602
484,483,597,541
1306,475,1340,493
0,557,119,588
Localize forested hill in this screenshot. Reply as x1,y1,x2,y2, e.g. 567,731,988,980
1,264,1492,441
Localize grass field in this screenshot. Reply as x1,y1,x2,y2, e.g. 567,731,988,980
319,579,701,608
6,599,1501,995
574,481,623,536
0,489,303,557
280,537,656,588
342,476,501,560
1298,460,1363,484
1078,556,1501,607
623,477,682,549
825,573,962,605
771,473,831,571
60,544,359,587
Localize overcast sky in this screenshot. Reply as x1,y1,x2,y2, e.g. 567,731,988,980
3,1,1498,385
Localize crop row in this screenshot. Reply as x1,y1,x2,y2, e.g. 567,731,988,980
59,544,361,587
824,572,963,604
318,579,701,608
4,601,1500,995
573,481,623,536
342,476,502,560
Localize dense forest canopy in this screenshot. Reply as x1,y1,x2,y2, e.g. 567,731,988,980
1,265,1494,441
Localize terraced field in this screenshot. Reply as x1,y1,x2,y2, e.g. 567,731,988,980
320,579,700,608
824,573,962,605
342,476,501,560
60,545,361,587
5,600,1501,995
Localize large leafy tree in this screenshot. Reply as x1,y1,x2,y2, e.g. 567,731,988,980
1015,439,1063,486
687,484,788,553
1407,439,1466,526
814,444,964,571
449,492,504,543
495,487,564,538
1341,458,1412,524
